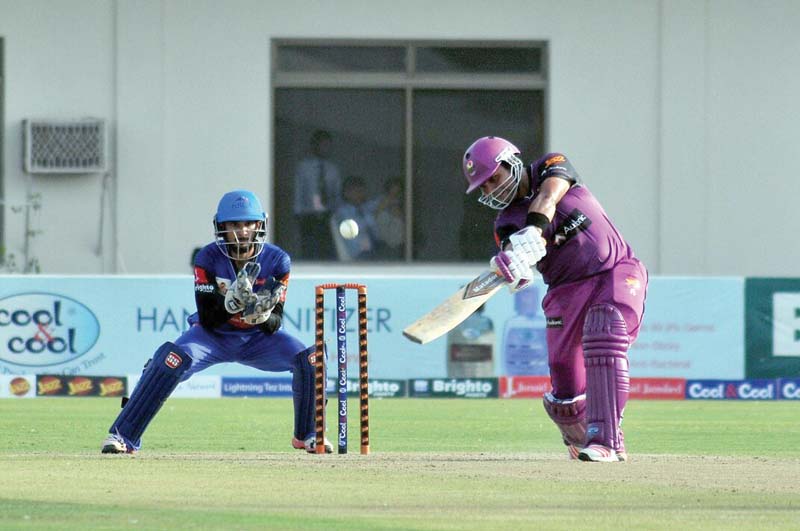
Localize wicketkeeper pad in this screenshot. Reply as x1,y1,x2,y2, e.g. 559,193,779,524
109,342,193,449
293,345,319,440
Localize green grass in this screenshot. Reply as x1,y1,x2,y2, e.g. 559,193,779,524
1,398,799,530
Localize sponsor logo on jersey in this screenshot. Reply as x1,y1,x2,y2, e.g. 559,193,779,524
546,317,563,328
538,154,579,183
544,155,566,167
194,267,209,284
194,284,215,293
553,209,591,246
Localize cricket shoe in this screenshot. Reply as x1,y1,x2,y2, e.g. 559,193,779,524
578,444,626,462
292,435,333,454
101,433,136,455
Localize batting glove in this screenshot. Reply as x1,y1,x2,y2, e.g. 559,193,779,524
508,226,547,267
490,249,534,292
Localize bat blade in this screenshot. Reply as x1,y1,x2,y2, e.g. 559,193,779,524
402,269,506,345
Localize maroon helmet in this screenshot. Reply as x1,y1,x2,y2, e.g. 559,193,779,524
462,136,524,209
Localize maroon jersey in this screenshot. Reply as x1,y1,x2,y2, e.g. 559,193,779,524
493,153,636,287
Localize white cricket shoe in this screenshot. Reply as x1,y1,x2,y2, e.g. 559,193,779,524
292,435,333,454
101,433,134,454
578,444,626,462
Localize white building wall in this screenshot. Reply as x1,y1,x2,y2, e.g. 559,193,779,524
1,0,799,276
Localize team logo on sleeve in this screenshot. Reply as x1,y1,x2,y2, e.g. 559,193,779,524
544,155,566,167
194,267,208,284
538,154,580,183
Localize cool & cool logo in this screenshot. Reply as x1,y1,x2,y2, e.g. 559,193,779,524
780,381,800,399
687,382,725,399
0,293,100,367
687,380,777,400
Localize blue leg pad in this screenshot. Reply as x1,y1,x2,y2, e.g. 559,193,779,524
109,342,192,449
292,345,318,440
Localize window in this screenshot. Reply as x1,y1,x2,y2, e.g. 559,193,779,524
272,40,547,263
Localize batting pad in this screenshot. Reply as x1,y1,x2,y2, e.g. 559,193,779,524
543,393,587,448
583,304,630,451
110,342,192,448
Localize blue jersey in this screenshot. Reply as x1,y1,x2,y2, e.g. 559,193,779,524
190,242,291,333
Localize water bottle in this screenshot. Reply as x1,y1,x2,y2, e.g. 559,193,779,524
502,286,548,376
446,305,495,377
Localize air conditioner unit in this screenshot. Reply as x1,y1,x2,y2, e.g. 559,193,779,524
23,118,108,174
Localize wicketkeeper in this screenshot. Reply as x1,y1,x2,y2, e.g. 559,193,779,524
101,189,332,454
463,137,648,462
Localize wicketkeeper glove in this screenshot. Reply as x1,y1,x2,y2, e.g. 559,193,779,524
242,284,286,325
224,262,261,314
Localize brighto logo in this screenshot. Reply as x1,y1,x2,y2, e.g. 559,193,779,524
0,293,100,367
433,379,493,395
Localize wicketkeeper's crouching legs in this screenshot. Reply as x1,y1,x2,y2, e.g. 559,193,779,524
579,303,630,462
102,342,192,454
290,345,332,453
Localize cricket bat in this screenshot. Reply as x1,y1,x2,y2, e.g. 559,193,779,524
402,269,506,344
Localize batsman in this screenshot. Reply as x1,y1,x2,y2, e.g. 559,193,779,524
101,189,332,454
463,137,648,462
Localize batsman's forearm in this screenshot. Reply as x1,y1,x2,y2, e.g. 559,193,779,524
527,195,557,223
528,176,570,224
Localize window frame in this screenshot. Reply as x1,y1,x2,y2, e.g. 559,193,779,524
271,39,549,264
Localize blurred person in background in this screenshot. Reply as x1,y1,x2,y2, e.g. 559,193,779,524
293,129,342,260
371,177,405,260
463,136,647,462
333,175,379,261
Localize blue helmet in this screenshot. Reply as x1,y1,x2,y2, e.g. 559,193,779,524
213,190,268,260
214,189,266,223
